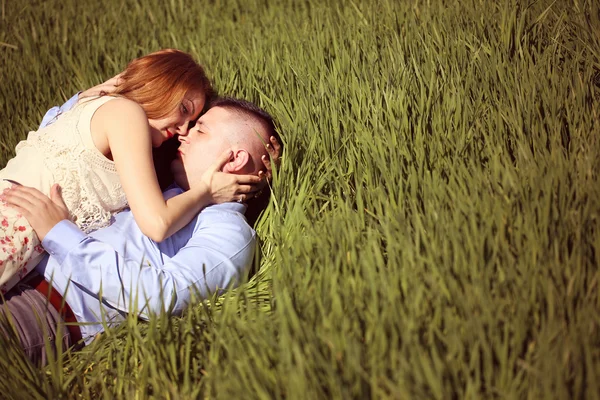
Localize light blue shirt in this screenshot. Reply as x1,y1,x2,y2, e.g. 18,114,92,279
39,92,80,127
35,95,256,342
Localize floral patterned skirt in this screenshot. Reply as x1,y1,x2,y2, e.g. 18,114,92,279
0,181,45,295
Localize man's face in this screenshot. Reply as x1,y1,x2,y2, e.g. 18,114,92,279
171,107,235,190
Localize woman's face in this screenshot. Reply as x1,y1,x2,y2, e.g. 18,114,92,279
147,90,205,148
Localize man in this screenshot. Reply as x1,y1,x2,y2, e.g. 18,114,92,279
0,94,282,366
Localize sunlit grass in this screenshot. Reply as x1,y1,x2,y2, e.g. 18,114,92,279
1,0,600,398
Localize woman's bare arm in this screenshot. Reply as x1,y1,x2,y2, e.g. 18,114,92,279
94,98,260,242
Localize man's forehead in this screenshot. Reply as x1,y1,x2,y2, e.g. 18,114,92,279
198,106,234,128
196,108,227,130
199,106,267,140
204,106,232,119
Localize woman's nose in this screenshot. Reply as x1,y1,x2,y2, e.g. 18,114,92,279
177,120,191,136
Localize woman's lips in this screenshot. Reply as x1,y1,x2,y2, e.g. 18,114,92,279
166,129,174,139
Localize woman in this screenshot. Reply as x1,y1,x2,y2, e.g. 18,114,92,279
0,49,269,293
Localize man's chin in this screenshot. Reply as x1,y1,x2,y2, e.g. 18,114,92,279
170,160,190,191
173,175,190,191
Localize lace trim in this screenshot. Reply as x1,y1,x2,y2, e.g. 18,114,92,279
15,102,127,233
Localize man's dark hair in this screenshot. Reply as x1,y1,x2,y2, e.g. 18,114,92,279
208,97,283,227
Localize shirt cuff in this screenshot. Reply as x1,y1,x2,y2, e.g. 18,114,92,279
39,92,81,129
39,106,60,129
41,220,86,264
60,92,81,112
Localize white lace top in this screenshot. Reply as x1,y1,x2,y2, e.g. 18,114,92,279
0,96,127,233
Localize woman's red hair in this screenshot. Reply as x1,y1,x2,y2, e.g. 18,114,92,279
114,49,213,119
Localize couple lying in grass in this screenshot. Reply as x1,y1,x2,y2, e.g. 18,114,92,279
0,49,282,366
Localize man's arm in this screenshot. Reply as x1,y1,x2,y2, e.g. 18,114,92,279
41,216,255,319
4,185,255,319
39,74,121,129
39,92,80,128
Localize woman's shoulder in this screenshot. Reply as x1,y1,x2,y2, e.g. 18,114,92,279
92,96,144,112
92,96,147,122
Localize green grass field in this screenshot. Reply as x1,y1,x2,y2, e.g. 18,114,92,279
1,0,600,398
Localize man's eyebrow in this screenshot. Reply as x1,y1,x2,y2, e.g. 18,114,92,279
196,120,210,131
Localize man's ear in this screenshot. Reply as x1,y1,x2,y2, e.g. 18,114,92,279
222,149,251,173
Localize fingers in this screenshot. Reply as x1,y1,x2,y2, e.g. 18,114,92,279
81,72,123,99
267,136,281,158
230,177,268,203
2,186,65,218
261,155,273,181
257,170,269,185
235,174,264,185
210,149,234,172
50,184,60,200
49,184,67,208
262,136,282,181
3,186,52,218
98,74,122,94
108,73,123,87
235,192,258,203
0,184,69,241
3,186,47,209
236,185,260,194
3,191,36,217
4,202,27,216
261,154,272,174
4,193,35,211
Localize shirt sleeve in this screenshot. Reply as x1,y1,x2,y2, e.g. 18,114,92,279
39,92,81,129
41,216,256,320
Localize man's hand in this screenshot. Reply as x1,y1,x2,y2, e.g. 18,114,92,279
79,73,122,101
2,184,70,241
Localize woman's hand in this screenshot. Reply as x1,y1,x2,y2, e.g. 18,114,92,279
199,150,265,204
2,184,70,241
251,135,282,198
260,135,282,182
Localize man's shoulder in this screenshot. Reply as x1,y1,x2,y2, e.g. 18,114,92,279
176,203,256,258
196,203,253,228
